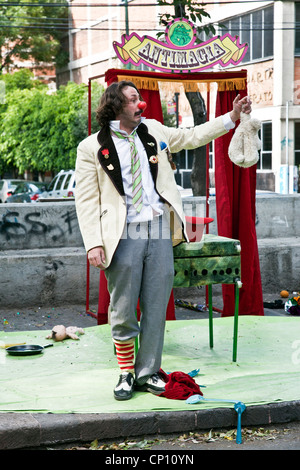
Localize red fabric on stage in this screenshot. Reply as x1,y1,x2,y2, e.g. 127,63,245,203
158,369,203,400
214,89,264,316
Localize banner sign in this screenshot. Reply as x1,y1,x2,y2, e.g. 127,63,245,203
113,18,248,73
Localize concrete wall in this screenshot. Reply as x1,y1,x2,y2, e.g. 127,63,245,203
182,193,300,240
0,194,299,308
0,202,99,308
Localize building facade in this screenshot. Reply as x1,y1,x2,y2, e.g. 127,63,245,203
207,0,299,193
57,0,162,85
57,0,300,193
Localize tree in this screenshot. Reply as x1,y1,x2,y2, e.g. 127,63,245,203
157,0,216,196
0,68,46,175
0,0,69,73
0,71,104,176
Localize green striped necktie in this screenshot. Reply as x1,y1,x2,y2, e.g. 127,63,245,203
112,129,143,213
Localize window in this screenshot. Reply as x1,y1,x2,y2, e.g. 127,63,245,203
175,142,214,172
295,122,300,167
252,10,262,60
55,175,65,191
48,176,58,191
264,6,274,58
296,3,300,54
258,122,272,170
209,141,214,170
176,148,194,170
14,183,27,194
241,15,250,63
220,6,274,63
63,174,72,190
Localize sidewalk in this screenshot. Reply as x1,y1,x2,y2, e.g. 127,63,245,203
1,291,299,450
1,397,300,450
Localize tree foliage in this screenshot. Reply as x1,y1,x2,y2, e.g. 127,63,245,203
0,70,104,176
0,0,69,72
157,0,215,39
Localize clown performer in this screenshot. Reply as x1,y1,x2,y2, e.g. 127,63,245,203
75,80,252,400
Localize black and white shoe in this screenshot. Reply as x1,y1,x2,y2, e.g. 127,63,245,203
135,373,166,395
113,372,134,401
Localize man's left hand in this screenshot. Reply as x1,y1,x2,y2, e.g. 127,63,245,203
230,95,252,122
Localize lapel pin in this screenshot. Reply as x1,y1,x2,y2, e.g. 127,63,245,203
107,164,114,170
102,149,109,159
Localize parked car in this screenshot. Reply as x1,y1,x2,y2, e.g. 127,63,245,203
0,179,30,203
5,181,47,203
41,170,75,199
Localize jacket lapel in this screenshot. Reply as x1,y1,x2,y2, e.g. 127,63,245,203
97,122,159,196
97,127,125,196
137,123,158,184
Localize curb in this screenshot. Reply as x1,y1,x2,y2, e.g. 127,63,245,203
1,400,300,450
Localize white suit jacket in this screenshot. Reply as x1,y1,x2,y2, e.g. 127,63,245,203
75,117,228,268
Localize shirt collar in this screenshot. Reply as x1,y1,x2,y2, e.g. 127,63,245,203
109,117,146,136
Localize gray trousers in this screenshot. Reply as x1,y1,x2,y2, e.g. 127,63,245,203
105,213,174,385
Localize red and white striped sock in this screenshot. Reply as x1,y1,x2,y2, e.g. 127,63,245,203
113,338,135,374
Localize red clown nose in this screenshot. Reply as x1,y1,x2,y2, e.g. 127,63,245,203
138,101,147,111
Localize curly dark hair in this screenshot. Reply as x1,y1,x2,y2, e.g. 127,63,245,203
96,80,142,128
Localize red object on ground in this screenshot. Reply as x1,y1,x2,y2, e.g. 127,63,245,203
158,369,203,400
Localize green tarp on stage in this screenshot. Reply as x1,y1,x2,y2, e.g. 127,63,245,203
0,316,299,413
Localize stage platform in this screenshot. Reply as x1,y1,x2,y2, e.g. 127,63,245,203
0,315,299,415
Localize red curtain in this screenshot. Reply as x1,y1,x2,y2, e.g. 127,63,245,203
97,71,175,323
214,89,264,316
137,88,164,122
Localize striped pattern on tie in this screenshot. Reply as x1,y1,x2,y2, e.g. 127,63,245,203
111,129,143,213
128,133,143,213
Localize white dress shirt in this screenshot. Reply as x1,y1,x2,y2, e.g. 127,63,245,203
109,113,234,223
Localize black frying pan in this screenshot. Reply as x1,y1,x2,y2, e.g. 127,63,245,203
5,343,53,356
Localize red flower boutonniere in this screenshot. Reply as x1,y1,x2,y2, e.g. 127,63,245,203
101,149,109,159
149,155,158,164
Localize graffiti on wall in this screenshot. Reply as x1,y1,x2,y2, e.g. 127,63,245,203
0,208,80,248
